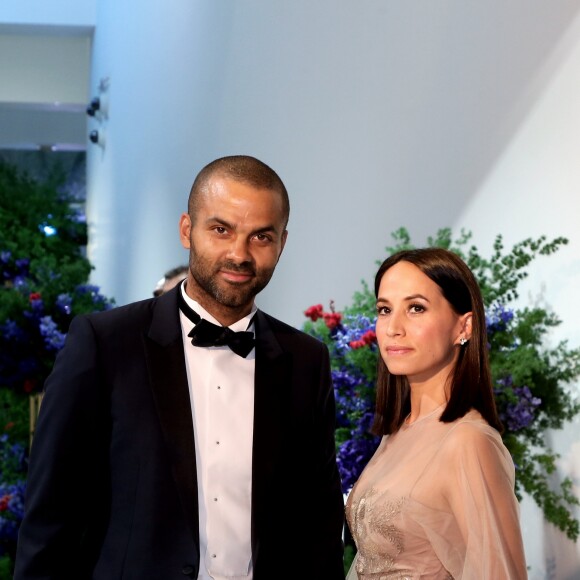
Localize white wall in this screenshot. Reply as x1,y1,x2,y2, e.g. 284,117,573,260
0,35,91,103
454,11,580,578
0,4,93,151
85,1,580,577
0,0,95,29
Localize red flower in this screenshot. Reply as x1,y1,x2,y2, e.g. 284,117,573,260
304,304,324,321
361,330,377,345
323,312,342,330
4,421,15,431
349,330,376,350
23,379,36,393
29,292,42,301
0,494,11,512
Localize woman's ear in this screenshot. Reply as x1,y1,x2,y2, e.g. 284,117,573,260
461,313,473,342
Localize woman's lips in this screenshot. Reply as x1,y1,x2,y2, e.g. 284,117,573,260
385,346,413,355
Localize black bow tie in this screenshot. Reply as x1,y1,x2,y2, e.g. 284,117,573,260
178,292,255,358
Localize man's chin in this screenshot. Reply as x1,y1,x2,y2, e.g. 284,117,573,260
213,288,256,309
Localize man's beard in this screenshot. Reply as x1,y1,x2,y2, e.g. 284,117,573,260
188,240,276,309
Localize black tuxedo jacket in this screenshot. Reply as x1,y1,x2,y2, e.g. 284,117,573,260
14,286,345,579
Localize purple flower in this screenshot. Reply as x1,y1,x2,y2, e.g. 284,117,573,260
56,293,73,315
337,436,380,492
334,314,377,353
486,303,515,336
0,251,10,264
23,297,44,323
0,481,27,545
16,359,37,382
76,284,114,310
14,258,29,274
12,276,29,291
504,386,541,431
38,316,66,351
75,284,101,295
0,320,26,342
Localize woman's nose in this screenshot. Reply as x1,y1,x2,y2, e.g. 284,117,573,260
385,310,404,337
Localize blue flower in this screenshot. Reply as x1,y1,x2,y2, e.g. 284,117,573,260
504,386,541,431
38,316,66,352
12,276,29,291
486,303,514,336
14,259,29,273
0,481,27,545
0,320,26,342
334,314,377,353
76,284,114,310
337,436,380,492
55,293,73,315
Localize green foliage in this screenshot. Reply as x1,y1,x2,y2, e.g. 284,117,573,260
0,555,12,580
0,161,114,401
0,160,92,312
0,390,29,447
0,160,115,571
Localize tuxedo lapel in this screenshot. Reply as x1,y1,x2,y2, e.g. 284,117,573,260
251,311,292,557
143,287,200,552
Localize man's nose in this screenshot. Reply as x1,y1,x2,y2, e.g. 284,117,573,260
227,237,252,263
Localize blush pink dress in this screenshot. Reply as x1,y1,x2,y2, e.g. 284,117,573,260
345,408,527,579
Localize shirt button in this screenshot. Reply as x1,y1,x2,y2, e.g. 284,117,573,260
217,385,221,390
213,497,218,501
216,440,220,445
211,554,217,558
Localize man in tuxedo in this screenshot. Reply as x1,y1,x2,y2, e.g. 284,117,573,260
14,155,345,579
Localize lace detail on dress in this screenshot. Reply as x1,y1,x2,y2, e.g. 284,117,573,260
348,487,409,578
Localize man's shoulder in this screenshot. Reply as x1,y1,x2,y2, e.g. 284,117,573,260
257,310,327,350
83,296,156,326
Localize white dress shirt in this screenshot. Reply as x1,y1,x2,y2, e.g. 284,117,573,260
179,284,255,580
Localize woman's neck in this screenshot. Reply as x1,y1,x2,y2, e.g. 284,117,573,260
406,383,448,425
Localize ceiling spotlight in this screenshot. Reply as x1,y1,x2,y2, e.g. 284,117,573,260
86,97,101,117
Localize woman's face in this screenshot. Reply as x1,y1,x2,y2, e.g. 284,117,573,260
375,260,471,388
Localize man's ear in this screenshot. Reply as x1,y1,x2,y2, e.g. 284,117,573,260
179,213,191,249
280,229,288,256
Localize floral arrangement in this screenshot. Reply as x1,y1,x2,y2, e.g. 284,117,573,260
0,434,26,562
0,160,115,573
304,228,580,541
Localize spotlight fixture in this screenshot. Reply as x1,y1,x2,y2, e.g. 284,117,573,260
86,97,101,117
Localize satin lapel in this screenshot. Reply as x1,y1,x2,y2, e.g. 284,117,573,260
251,311,292,556
143,287,200,552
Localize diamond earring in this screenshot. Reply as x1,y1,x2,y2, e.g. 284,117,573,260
459,337,467,346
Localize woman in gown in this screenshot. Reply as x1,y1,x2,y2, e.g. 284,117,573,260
345,248,527,579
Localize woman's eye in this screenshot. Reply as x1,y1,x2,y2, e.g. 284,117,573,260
376,306,390,315
409,304,425,313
